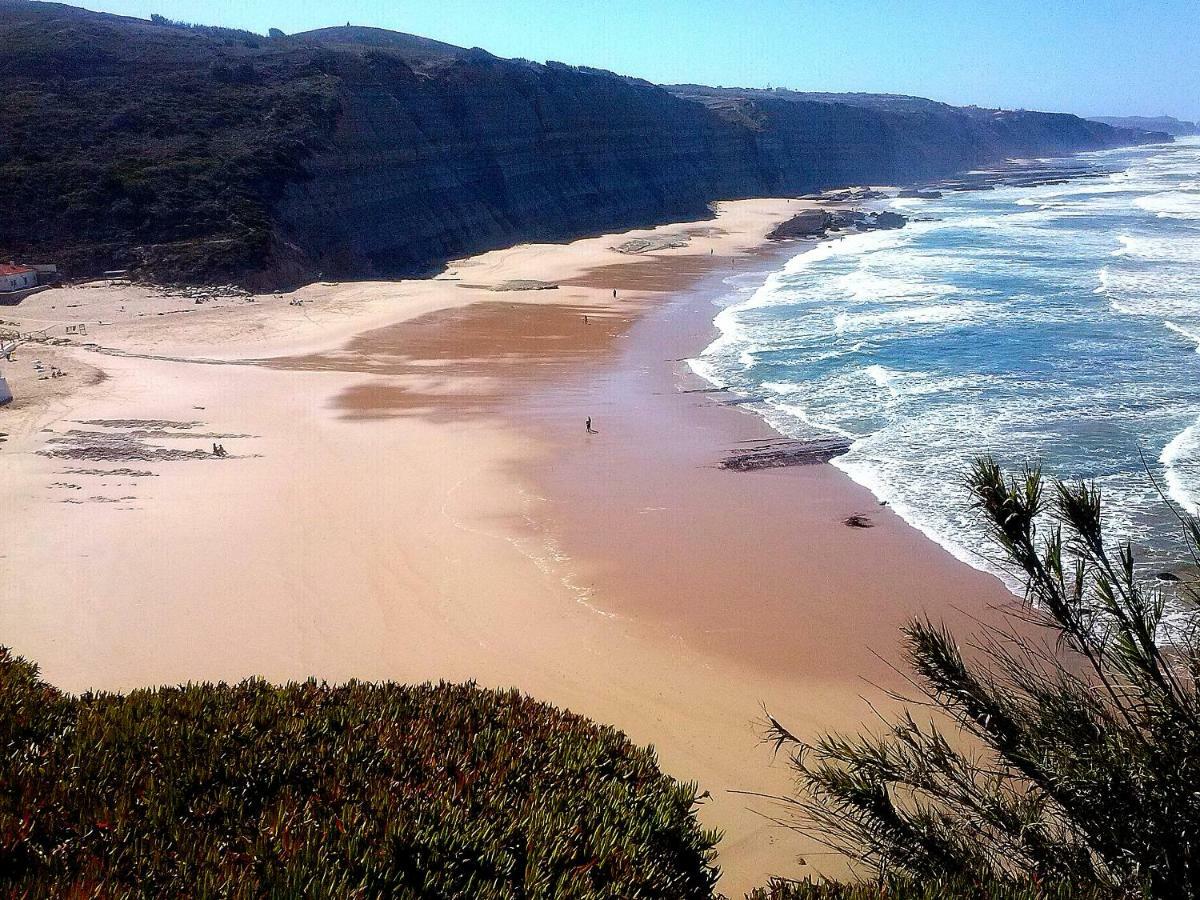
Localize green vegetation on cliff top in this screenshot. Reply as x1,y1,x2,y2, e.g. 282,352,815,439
0,648,719,897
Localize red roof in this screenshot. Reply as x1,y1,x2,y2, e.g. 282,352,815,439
0,264,34,276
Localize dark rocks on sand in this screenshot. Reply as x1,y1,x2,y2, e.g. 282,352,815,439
814,187,888,203
843,514,874,528
613,235,691,254
721,436,851,471
488,280,559,292
767,211,831,240
770,209,907,242
871,211,907,230
828,210,868,230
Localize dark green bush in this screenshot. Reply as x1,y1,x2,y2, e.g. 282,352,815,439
0,649,719,898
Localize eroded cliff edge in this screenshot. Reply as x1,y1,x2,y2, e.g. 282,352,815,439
0,3,1169,287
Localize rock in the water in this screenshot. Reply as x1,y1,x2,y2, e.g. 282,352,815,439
871,211,907,229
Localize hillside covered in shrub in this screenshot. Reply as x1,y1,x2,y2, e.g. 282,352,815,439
0,647,720,897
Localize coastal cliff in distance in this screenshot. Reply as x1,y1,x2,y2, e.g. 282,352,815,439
0,2,1170,288
1089,114,1199,136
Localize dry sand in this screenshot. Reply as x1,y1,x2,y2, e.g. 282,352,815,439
0,200,1019,894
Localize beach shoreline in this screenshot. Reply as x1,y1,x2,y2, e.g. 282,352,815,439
0,199,1020,893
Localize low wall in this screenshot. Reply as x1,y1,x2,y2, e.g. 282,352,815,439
0,285,49,306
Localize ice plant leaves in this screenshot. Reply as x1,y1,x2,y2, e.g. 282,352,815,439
0,654,719,897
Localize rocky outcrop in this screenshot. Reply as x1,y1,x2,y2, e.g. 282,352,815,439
767,211,831,239
722,437,852,470
870,211,907,230
769,208,907,241
0,3,1169,287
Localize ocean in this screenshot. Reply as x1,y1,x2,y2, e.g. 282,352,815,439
693,137,1200,579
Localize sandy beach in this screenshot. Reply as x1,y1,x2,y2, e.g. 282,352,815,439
0,199,1020,893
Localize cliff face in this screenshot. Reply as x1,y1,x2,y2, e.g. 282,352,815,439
1089,115,1199,137
273,54,755,279
0,3,1167,287
672,88,1166,190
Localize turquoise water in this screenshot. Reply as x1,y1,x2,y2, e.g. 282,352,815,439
694,138,1200,576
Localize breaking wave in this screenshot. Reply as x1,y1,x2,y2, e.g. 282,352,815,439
693,137,1200,578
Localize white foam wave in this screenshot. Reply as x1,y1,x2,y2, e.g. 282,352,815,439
833,268,955,303
1096,266,1199,320
1161,418,1200,515
864,364,899,395
1136,190,1200,220
834,300,989,335
812,340,869,361
699,231,914,365
1112,233,1200,262
762,400,859,441
692,137,1200,583
831,453,991,575
1165,321,1200,352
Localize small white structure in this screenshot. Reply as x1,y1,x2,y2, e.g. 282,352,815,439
0,264,37,293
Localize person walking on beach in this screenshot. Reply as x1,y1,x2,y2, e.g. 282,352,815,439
586,417,595,434
612,288,617,299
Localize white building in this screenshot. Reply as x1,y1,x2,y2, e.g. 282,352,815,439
0,264,37,293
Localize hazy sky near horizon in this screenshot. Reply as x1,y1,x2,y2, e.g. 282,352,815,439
71,0,1200,121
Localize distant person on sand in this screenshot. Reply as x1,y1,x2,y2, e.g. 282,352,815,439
586,417,596,434
612,289,617,299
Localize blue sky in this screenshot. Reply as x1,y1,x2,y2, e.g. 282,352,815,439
73,0,1200,121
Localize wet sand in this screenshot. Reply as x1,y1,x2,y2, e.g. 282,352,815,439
293,247,1017,685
